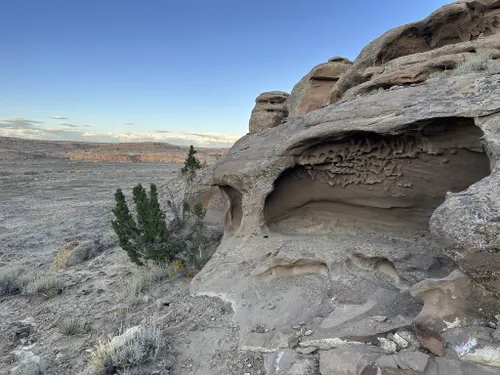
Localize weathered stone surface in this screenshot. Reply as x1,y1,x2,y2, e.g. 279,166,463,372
249,91,289,134
412,324,446,357
368,357,500,374
264,349,318,375
319,346,385,375
430,165,500,297
397,351,430,372
192,73,500,353
410,270,499,330
343,37,500,99
328,0,500,104
286,57,352,117
442,326,500,368
428,357,500,375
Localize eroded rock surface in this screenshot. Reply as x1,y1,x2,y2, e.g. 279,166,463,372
325,0,500,103
410,270,500,331
265,118,489,235
187,2,500,374
190,69,500,375
249,91,289,134
286,57,352,117
430,165,500,297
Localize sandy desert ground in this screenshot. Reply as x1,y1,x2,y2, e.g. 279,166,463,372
0,150,263,375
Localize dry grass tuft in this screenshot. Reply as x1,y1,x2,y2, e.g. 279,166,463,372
58,318,91,336
0,267,34,296
428,54,500,80
119,264,170,305
23,275,63,298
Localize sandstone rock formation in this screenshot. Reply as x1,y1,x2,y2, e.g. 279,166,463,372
430,164,500,298
248,91,289,133
410,270,499,331
188,1,500,374
191,72,500,374
286,57,352,117
327,0,500,103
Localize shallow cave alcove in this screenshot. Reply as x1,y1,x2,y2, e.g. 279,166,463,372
220,185,243,234
264,117,491,236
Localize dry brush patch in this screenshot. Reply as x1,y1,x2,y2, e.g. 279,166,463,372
118,264,171,306
16,360,46,375
428,54,500,80
58,317,91,336
89,324,166,374
22,274,64,298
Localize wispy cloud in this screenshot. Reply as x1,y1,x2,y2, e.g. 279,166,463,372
0,118,240,147
182,131,241,144
0,118,43,130
48,115,68,120
124,122,134,126
59,122,91,128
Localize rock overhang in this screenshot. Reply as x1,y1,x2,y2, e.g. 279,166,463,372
192,73,500,355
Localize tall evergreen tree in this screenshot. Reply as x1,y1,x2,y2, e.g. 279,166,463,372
181,145,201,177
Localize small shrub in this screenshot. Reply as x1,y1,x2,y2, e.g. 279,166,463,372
89,340,114,375
428,54,500,80
111,325,164,367
455,54,493,75
112,184,184,266
58,318,90,336
89,324,165,374
17,360,45,375
112,182,215,273
0,267,35,296
0,267,24,296
23,171,39,175
23,275,63,298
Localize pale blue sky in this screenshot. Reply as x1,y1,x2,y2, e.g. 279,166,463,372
0,0,451,146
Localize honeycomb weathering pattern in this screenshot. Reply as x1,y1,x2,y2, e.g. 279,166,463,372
265,118,491,234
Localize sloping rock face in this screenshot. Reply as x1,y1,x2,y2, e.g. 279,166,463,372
327,0,500,103
192,73,500,374
188,2,500,374
249,91,289,134
286,57,352,117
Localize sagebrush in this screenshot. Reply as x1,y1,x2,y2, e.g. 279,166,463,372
428,54,500,79
17,360,45,375
89,324,165,374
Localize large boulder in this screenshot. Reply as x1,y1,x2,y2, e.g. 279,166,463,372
286,57,352,117
430,166,500,297
248,91,289,134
